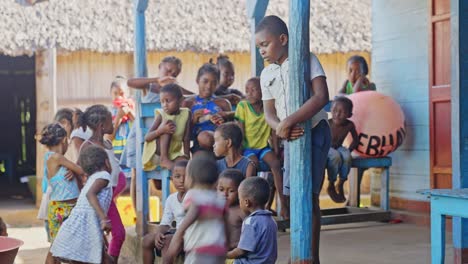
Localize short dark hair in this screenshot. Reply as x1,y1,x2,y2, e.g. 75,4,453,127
216,54,234,70
161,83,183,99
161,56,182,74
110,76,129,95
239,177,270,207
196,62,220,82
247,77,261,89
255,15,289,37
219,169,244,188
188,155,219,186
78,145,109,175
333,96,354,115
174,159,189,169
347,55,369,76
216,122,243,149
39,123,67,147
76,104,111,131
54,108,74,128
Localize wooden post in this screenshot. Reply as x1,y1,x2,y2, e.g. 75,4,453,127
35,48,57,207
451,0,468,262
133,0,148,236
289,0,313,263
247,0,269,77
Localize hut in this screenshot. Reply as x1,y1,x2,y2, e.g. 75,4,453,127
0,0,371,200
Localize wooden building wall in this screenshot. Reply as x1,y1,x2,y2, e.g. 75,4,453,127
371,0,430,206
55,50,370,109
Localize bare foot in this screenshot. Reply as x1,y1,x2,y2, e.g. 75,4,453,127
327,184,341,203
160,158,174,170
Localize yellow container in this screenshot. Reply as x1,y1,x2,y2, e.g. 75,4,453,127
116,196,161,227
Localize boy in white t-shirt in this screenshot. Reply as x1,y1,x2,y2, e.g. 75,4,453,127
255,15,331,264
142,160,188,264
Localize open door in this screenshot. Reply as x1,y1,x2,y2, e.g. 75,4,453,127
429,0,452,188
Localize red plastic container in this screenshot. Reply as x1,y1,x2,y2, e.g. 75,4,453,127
0,237,24,264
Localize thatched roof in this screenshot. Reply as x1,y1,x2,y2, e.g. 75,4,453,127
0,0,371,56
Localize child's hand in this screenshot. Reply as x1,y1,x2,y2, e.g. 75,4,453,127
193,109,205,123
158,76,177,86
210,114,224,125
288,125,305,140
64,170,75,181
154,233,166,250
227,94,242,105
115,107,126,121
100,219,112,234
159,120,176,134
276,119,294,139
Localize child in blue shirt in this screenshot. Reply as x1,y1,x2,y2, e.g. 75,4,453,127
227,177,277,264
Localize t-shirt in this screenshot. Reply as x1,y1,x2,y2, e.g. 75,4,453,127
234,210,277,264
260,54,327,128
235,101,271,149
70,127,92,141
183,189,227,256
160,192,185,228
217,156,254,177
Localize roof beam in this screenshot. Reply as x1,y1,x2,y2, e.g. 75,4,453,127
288,0,313,263
247,0,269,76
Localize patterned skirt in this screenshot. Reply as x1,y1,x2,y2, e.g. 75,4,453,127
47,200,75,242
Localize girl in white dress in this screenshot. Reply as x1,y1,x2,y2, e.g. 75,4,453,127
51,145,113,264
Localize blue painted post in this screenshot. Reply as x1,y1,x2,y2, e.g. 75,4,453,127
247,0,269,76
451,0,468,262
133,0,148,236
288,0,313,263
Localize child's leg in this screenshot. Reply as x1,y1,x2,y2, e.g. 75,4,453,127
262,151,289,219
311,120,331,264
326,148,342,203
130,168,136,214
158,133,174,170
337,147,352,201
160,233,174,263
108,181,126,260
142,232,157,264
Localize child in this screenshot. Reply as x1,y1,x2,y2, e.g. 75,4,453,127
255,15,331,263
109,76,135,162
338,55,376,95
217,169,244,251
182,63,232,152
78,105,126,263
235,77,287,219
214,55,244,107
0,217,8,236
51,145,113,264
124,56,187,211
213,122,256,178
327,96,359,203
142,84,191,170
39,123,85,263
227,177,277,263
142,160,188,264
165,156,227,264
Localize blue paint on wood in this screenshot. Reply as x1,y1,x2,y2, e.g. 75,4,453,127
133,0,148,235
248,0,269,76
288,0,312,262
451,0,468,251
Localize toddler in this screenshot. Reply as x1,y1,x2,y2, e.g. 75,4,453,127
327,96,359,202
339,55,375,94
227,177,277,263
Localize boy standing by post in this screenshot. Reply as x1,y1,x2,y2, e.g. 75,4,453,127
255,15,331,264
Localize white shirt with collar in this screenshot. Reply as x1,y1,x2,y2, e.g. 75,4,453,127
260,53,328,128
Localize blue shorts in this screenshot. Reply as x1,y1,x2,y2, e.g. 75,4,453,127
283,120,331,195
244,147,272,160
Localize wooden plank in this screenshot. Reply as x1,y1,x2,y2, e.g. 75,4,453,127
133,0,149,237
288,0,312,262
35,48,57,207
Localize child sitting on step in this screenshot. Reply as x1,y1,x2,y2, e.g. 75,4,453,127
142,84,191,170
326,96,359,203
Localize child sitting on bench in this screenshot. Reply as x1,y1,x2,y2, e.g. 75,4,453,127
327,96,359,202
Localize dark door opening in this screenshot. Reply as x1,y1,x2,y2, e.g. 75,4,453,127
0,55,36,196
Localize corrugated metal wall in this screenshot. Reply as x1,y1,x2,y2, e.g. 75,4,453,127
55,50,371,109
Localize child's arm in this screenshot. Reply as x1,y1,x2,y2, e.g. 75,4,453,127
183,112,192,157
86,178,112,233
353,76,370,92
245,162,256,178
127,77,161,90
348,122,359,152
55,154,86,179
270,131,280,157
165,204,199,260
263,100,281,131
145,114,175,142
213,98,234,123
338,80,348,94
276,76,329,139
227,248,247,259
